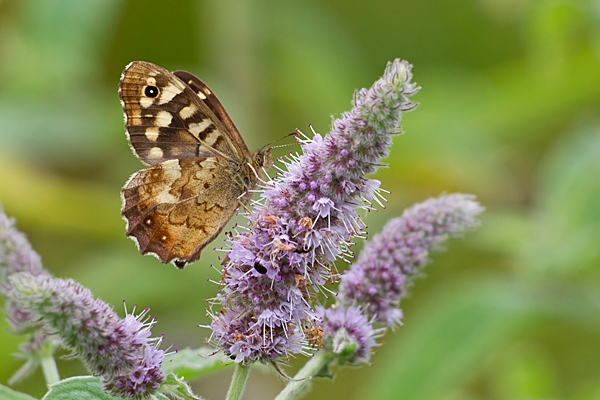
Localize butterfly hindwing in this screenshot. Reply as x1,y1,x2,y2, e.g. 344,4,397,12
121,158,245,265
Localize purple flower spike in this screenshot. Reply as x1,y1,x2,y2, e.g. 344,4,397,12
339,194,484,327
0,207,59,381
8,273,166,398
0,207,50,333
209,59,420,364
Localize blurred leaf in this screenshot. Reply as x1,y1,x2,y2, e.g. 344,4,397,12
523,122,600,274
361,276,600,400
0,155,121,238
265,1,369,135
163,348,232,381
0,0,122,95
0,384,36,400
0,97,120,165
473,209,530,254
489,345,559,399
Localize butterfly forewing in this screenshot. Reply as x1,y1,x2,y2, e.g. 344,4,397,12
119,61,242,165
172,70,251,157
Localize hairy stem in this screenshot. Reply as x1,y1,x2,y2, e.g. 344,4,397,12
275,351,335,400
40,344,59,385
225,363,252,400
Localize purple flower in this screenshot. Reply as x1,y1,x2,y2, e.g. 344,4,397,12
339,194,484,327
209,59,420,364
317,306,379,364
8,273,166,398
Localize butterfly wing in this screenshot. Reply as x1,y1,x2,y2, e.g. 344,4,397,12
119,61,260,268
119,61,245,165
172,70,252,157
121,158,246,267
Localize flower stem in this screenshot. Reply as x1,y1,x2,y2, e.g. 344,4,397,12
40,347,60,385
275,350,335,400
225,364,252,400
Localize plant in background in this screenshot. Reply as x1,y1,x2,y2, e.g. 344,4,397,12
0,59,482,400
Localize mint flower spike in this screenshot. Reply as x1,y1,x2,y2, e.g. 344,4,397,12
0,206,59,383
0,207,51,332
8,273,167,399
209,59,420,365
300,194,483,373
339,193,484,328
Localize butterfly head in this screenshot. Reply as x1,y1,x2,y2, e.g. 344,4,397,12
242,148,273,190
255,147,273,171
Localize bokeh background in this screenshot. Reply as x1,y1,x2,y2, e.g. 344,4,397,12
1,0,600,399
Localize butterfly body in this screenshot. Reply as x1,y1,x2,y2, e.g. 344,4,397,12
119,61,271,268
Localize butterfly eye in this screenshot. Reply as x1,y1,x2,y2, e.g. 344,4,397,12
144,85,159,98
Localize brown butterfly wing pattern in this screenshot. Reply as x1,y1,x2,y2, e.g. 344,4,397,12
119,61,267,268
172,69,249,154
119,61,245,164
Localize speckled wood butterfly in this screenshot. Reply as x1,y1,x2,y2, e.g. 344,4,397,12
119,61,272,269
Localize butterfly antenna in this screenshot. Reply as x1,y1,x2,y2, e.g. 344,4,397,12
259,131,297,152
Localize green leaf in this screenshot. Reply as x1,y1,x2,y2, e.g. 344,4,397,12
162,347,232,381
159,373,202,400
42,376,124,400
0,384,37,400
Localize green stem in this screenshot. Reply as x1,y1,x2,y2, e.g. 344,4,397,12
40,351,60,385
274,351,335,400
225,364,252,400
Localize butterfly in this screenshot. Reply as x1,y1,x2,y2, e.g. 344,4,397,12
119,61,272,269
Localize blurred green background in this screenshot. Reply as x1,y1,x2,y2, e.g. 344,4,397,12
1,0,600,399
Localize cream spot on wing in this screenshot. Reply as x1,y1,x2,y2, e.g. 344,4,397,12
162,159,181,169
179,103,199,119
140,96,153,108
154,110,173,127
188,120,212,137
145,127,159,141
155,192,178,204
157,83,183,105
197,90,207,100
145,218,152,225
204,129,225,147
161,235,167,241
148,147,163,159
146,77,157,86
199,159,217,168
151,162,181,204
